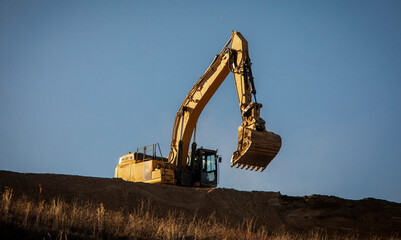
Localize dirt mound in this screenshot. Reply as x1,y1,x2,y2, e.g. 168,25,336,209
1,170,400,237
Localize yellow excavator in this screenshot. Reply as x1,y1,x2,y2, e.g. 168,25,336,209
115,31,281,187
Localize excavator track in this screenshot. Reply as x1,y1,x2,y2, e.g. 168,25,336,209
231,128,281,171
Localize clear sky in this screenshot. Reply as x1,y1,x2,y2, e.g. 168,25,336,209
1,1,400,202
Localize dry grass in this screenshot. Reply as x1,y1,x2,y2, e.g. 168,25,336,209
1,187,13,222
0,187,398,240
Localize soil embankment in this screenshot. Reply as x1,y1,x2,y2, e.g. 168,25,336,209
0,170,400,238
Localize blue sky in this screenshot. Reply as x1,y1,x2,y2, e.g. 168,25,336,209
1,1,400,202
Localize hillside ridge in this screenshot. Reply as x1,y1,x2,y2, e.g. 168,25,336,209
1,170,400,237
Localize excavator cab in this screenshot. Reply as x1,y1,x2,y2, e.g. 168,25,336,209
183,147,219,187
199,149,218,186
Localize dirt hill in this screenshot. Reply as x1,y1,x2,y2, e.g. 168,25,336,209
0,170,400,238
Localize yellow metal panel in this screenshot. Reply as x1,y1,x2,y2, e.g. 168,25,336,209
152,169,162,179
115,158,175,184
116,162,131,181
143,161,152,181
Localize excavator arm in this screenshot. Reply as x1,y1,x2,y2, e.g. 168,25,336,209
168,31,281,175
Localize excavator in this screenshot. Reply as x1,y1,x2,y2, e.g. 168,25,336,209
114,31,281,187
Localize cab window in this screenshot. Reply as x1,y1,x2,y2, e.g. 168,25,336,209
206,155,216,172
202,154,216,172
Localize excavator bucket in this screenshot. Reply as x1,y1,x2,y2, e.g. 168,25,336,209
231,127,281,172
